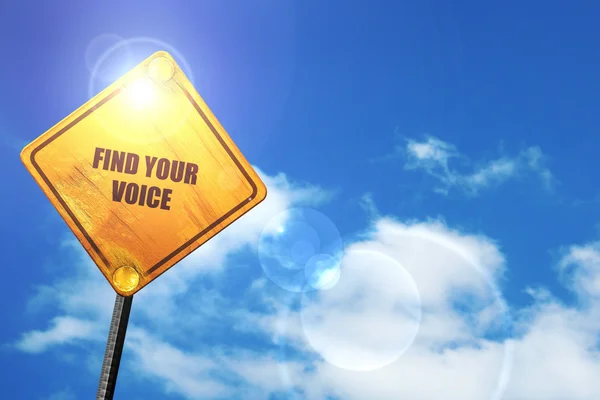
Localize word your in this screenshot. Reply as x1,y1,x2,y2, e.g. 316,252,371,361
92,147,199,210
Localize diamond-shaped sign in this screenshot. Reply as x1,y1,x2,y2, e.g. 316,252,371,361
21,51,267,296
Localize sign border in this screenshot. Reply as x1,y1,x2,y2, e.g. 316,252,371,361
28,81,259,277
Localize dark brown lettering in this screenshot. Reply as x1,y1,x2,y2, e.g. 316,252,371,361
92,148,105,169
124,153,139,174
147,186,160,208
169,160,184,183
112,180,126,202
156,158,170,180
145,156,157,178
102,149,112,170
160,188,172,210
138,184,147,206
124,183,139,204
184,162,198,185
110,151,125,172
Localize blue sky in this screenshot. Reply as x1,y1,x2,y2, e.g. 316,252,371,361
2,1,600,399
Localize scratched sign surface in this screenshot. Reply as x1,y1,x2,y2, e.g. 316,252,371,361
21,51,267,296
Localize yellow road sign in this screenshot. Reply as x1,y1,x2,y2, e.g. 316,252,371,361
21,51,267,296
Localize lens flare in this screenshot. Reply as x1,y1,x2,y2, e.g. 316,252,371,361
124,77,156,110
86,37,196,145
85,33,133,83
304,254,341,290
258,207,343,292
300,249,422,371
273,228,515,400
148,56,175,82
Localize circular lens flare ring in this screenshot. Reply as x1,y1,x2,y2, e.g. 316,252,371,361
278,230,516,400
258,207,344,293
304,253,341,290
300,248,422,372
148,56,175,82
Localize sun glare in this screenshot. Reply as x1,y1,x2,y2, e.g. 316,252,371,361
125,77,156,109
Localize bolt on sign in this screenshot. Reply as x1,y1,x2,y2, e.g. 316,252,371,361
21,51,267,296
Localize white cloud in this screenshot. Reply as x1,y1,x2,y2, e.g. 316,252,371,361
299,248,422,371
16,316,101,353
247,219,600,400
220,351,309,395
13,170,600,400
262,218,514,400
401,135,556,195
358,192,380,219
126,328,232,399
558,242,600,300
407,136,459,164
501,279,600,399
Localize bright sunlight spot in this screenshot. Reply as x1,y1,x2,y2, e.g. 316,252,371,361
125,77,156,110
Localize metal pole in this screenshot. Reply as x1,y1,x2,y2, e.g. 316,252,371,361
96,294,134,400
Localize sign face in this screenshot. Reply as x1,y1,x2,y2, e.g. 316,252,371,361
21,51,267,296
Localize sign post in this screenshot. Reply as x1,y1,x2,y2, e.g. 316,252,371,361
96,294,133,400
20,51,267,396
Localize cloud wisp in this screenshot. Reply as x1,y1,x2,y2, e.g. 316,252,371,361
389,135,556,196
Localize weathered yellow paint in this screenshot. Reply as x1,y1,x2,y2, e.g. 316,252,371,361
21,51,267,296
